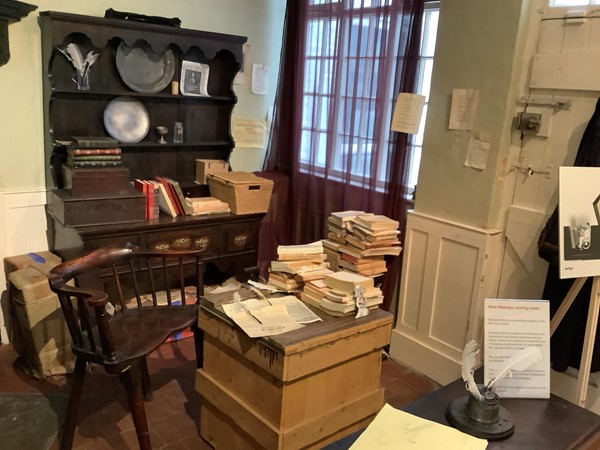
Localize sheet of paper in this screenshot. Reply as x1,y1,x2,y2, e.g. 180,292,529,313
464,136,490,170
484,298,550,398
251,64,269,95
234,43,250,85
350,404,487,450
391,93,426,134
223,303,304,338
232,118,267,148
267,296,322,323
449,88,479,130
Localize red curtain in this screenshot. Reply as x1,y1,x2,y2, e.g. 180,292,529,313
262,0,424,311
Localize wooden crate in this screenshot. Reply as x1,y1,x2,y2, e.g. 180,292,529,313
196,304,392,450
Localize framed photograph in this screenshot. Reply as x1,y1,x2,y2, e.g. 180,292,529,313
180,60,210,97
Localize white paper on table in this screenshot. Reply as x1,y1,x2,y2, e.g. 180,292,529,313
349,404,487,450
449,88,479,130
484,298,550,398
232,118,267,148
223,303,304,338
391,93,426,134
464,136,490,170
267,296,322,323
251,64,269,95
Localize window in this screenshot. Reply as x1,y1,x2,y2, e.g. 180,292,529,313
550,0,599,5
299,0,439,193
407,2,439,189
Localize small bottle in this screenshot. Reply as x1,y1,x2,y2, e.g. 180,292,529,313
174,122,184,143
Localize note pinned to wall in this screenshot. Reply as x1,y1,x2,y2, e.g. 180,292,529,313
449,88,479,130
232,118,267,148
464,135,490,170
391,93,426,134
251,64,269,95
234,43,250,85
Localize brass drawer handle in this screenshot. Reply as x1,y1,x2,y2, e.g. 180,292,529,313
194,236,210,251
153,242,170,251
172,237,192,249
234,233,248,248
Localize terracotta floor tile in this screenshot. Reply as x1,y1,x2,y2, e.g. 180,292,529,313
1,335,440,449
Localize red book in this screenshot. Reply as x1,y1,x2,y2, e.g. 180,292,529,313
154,176,182,216
143,180,155,219
133,179,149,219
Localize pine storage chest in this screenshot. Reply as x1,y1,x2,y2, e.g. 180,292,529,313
196,301,392,449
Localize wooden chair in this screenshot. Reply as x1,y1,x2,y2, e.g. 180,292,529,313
47,244,205,450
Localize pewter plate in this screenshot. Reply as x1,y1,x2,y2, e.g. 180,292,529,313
116,41,175,94
103,96,150,144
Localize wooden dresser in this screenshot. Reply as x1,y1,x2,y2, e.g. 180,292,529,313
38,11,263,278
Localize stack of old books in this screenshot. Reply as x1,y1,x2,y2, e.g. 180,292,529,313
323,212,402,278
267,241,332,292
185,196,230,216
318,271,383,317
322,211,369,270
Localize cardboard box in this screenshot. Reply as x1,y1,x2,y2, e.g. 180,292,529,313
8,264,74,377
207,172,273,215
4,251,62,358
4,251,62,275
195,159,229,185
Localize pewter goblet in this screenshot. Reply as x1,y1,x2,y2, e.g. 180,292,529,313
156,126,168,144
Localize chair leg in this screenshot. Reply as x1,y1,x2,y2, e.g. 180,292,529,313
120,362,151,450
140,357,153,401
60,356,87,450
193,324,204,369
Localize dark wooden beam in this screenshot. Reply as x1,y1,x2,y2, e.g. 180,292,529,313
0,0,37,66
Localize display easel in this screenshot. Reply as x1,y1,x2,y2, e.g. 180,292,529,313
550,276,600,407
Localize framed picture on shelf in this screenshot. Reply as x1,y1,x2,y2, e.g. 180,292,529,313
180,60,210,97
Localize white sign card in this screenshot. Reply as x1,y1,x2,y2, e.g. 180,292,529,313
559,166,600,278
391,93,426,134
449,88,479,130
484,298,550,398
251,64,269,95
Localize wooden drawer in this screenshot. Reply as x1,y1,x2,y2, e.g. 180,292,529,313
221,222,259,254
147,227,219,256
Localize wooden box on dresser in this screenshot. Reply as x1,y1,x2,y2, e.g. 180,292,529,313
39,11,264,280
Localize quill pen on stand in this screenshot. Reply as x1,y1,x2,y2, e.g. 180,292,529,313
486,346,543,390
461,340,484,401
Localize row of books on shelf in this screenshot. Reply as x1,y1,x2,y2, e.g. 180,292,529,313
133,177,230,219
65,147,123,169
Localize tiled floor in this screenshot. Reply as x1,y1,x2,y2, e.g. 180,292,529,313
0,337,440,449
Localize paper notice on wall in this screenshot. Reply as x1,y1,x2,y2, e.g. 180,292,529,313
464,135,489,170
391,93,426,134
449,88,479,130
232,118,267,148
251,64,269,95
234,43,250,85
484,298,550,398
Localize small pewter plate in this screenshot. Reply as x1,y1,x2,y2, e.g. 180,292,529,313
103,96,150,144
116,41,175,94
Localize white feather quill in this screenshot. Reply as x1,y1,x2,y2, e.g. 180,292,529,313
486,346,543,390
461,340,484,401
57,44,99,77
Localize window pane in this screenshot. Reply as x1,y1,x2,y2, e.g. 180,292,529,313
422,11,439,57
549,1,591,5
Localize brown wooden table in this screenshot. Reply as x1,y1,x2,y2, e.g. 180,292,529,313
325,371,600,449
